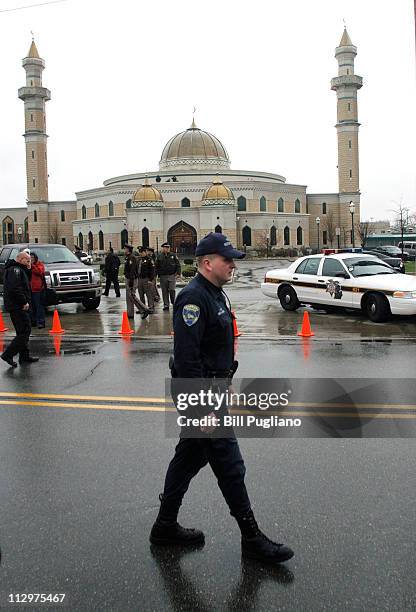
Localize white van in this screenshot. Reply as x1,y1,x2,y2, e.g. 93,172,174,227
398,242,416,259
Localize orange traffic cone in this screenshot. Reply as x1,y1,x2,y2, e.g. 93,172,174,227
49,309,65,334
297,311,314,337
0,311,8,332
232,310,241,337
118,311,134,335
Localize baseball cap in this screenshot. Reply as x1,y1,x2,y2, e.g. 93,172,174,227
195,233,246,259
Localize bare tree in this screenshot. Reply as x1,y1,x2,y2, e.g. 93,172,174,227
356,221,370,248
324,211,336,247
390,201,410,256
49,219,59,244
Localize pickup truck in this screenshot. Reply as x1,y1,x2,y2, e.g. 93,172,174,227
0,243,101,310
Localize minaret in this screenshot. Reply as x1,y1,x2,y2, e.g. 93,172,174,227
331,28,363,195
18,39,51,205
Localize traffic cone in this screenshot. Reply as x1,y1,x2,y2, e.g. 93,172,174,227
118,311,134,335
297,311,314,337
232,310,241,337
49,309,65,334
0,312,8,332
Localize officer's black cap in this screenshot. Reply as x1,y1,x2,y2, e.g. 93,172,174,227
161,242,170,248
124,243,133,251
195,232,246,259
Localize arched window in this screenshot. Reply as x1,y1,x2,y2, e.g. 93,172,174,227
33,210,38,222
142,227,149,248
81,205,86,220
215,224,222,233
322,202,327,214
24,217,29,241
108,201,114,216
95,203,100,218
295,198,301,213
242,225,251,246
237,195,246,211
278,198,284,213
88,231,93,251
260,196,266,212
60,210,65,222
121,229,128,249
78,232,83,250
98,230,104,251
306,200,309,214
270,225,277,246
181,197,190,208
126,199,132,209
297,226,303,245
2,216,14,244
284,226,290,246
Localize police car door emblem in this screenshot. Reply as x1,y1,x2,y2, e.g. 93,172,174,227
326,279,343,299
182,304,200,326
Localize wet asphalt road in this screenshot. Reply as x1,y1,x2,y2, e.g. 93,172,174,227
0,260,415,611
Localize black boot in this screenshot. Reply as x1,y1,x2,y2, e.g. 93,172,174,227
150,520,205,546
237,511,293,564
150,493,204,546
1,354,17,368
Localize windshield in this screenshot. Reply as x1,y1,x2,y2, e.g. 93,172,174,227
30,246,81,264
346,257,396,278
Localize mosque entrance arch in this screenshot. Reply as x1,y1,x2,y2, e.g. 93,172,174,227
167,221,197,255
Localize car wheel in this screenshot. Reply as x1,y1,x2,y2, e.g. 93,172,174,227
365,293,391,323
82,297,101,311
278,285,300,311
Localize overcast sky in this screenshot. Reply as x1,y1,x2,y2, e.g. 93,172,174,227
1,0,415,220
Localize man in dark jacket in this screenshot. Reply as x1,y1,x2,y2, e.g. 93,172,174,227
155,243,181,311
1,251,39,368
103,247,121,297
137,247,155,312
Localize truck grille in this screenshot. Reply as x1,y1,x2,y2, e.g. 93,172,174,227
53,270,92,287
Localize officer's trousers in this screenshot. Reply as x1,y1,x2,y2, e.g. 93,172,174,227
159,274,176,308
2,310,31,360
160,436,252,522
138,278,154,310
125,279,148,317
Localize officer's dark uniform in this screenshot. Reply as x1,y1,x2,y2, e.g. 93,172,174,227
150,233,294,564
155,247,181,309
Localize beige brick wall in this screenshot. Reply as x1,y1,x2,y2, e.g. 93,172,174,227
25,141,48,201
337,98,358,122
337,132,359,192
115,203,125,216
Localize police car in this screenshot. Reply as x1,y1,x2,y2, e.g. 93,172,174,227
261,253,416,322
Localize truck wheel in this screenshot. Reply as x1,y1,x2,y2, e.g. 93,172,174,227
82,297,101,311
365,293,390,323
278,285,300,311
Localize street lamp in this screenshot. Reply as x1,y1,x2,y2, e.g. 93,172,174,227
336,227,341,249
316,216,321,252
349,201,355,248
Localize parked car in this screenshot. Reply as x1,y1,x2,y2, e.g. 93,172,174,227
261,253,416,322
398,241,416,261
373,245,410,261
0,243,101,310
362,250,405,273
76,250,93,265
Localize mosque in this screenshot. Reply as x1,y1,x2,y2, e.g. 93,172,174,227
1,29,362,253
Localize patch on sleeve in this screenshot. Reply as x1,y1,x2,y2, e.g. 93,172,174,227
182,304,200,327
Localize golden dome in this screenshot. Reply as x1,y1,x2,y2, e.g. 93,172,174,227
203,177,234,201
133,179,163,203
160,121,230,171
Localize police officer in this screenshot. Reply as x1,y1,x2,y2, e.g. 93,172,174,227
155,243,181,311
123,244,150,320
146,247,160,303
150,232,294,565
1,251,39,367
137,247,155,313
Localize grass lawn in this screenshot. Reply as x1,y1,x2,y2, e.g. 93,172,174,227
405,260,416,274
